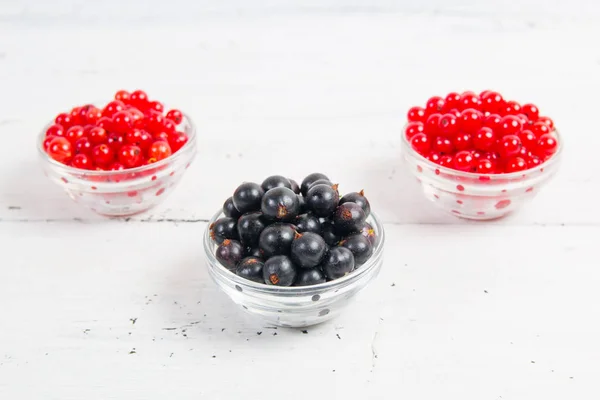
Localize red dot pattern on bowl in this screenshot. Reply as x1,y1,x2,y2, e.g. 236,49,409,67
127,191,138,197
91,186,97,190
477,211,486,216
495,199,511,209
479,176,490,181
435,169,440,175
456,200,463,204
451,210,461,214
526,187,534,192
151,175,157,181
417,165,423,173
156,188,165,196
61,177,68,183
457,184,465,191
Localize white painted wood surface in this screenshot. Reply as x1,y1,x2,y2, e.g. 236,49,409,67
1,1,599,399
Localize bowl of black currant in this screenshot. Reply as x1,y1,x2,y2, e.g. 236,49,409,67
203,173,385,328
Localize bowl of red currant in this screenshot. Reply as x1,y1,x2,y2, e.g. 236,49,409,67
203,173,385,328
38,90,197,217
401,90,562,220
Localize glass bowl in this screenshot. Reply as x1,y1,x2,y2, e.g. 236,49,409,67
400,127,563,220
203,209,386,328
37,105,197,217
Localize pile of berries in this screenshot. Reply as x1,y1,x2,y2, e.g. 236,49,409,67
210,173,377,287
405,90,560,174
43,90,189,171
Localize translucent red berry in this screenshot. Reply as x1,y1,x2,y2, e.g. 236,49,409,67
453,133,472,151
92,144,115,166
129,90,149,109
88,127,108,145
65,125,85,144
46,124,65,137
145,113,165,134
118,145,144,168
147,101,164,114
166,109,184,125
112,111,133,134
505,157,527,173
407,106,426,123
169,132,188,153
102,100,125,118
47,137,73,163
521,103,539,120
503,100,522,115
71,153,93,170
405,122,425,140
106,133,124,152
453,150,474,172
536,134,558,156
531,121,551,136
475,158,495,174
498,135,522,158
483,113,502,132
443,92,461,112
537,116,554,130
518,129,537,149
500,115,523,136
426,96,445,114
472,127,496,151
459,91,481,110
125,129,153,152
459,108,483,134
438,113,459,136
481,91,504,114
424,113,442,136
438,155,453,167
433,136,454,154
114,90,130,102
409,133,431,155
74,137,93,155
527,155,542,168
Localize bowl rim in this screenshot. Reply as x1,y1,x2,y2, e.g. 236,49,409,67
400,122,563,180
203,208,386,294
37,102,197,177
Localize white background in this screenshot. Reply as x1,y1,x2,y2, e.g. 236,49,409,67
0,1,599,399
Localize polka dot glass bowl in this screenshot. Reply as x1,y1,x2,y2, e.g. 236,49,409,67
203,209,385,328
37,108,197,217
401,127,563,220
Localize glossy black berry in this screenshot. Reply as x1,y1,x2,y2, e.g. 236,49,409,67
209,217,239,244
321,247,355,280
263,255,297,286
244,246,264,259
233,182,264,214
308,178,332,190
305,183,339,217
261,175,292,192
294,213,321,234
258,223,296,258
236,257,265,283
294,268,326,286
237,212,267,247
301,173,329,196
339,190,371,217
340,233,373,266
321,220,341,246
291,232,327,269
289,179,300,194
360,222,377,246
223,197,241,219
261,187,300,221
334,202,366,236
215,239,244,271
297,195,307,214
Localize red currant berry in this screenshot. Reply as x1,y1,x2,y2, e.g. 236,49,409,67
47,137,73,163
407,106,426,123
96,116,113,132
459,108,484,134
118,145,144,168
55,113,73,128
521,103,539,120
505,157,527,173
475,158,495,174
109,162,125,171
443,92,461,112
531,121,551,136
427,151,442,163
145,113,165,134
166,109,184,125
114,90,130,103
107,132,124,152
453,150,474,172
425,96,445,114
409,133,431,155
537,116,554,130
518,129,537,149
71,153,93,170
438,113,459,136
447,108,461,118
85,106,102,125
148,101,164,114
112,111,133,134
129,90,149,109
154,132,170,142
453,132,473,151
169,132,188,153
74,137,93,155
102,100,125,118
480,91,504,113
128,108,146,129
473,127,496,151
479,90,491,98
498,135,522,158
503,100,522,115
43,136,55,150
483,113,502,132
69,107,83,126
65,125,85,143
46,124,65,137
527,155,542,168
125,129,153,151
405,122,425,140
433,136,454,154
92,144,115,166
483,152,500,162
460,91,481,110
424,113,442,136
148,140,173,162
472,150,483,160
536,134,558,156
500,115,523,136
88,127,108,145
438,155,453,167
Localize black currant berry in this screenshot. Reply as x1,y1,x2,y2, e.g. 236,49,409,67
321,247,355,280
236,257,265,283
294,268,326,286
305,183,339,217
263,255,297,286
289,179,300,194
237,212,267,247
340,233,373,266
334,202,366,236
291,232,327,269
301,173,329,196
360,222,377,246
321,220,341,246
261,187,300,221
308,178,332,190
261,175,292,192
223,197,242,219
294,213,321,234
215,239,244,271
258,223,296,258
233,182,264,214
244,246,264,259
209,217,239,244
339,190,371,217
298,195,307,214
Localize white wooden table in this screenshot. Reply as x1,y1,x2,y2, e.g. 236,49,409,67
1,1,599,398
